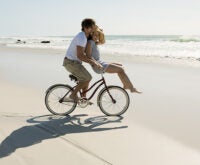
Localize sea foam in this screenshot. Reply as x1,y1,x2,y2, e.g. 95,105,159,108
0,35,200,60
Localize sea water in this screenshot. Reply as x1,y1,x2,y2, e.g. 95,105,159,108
0,35,200,60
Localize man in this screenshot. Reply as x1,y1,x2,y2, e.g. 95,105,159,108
63,18,102,101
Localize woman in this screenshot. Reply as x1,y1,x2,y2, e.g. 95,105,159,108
85,26,141,93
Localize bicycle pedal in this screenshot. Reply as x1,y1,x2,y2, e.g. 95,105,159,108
88,101,93,105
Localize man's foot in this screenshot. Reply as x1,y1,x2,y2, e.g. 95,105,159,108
63,94,79,102
63,97,74,102
69,94,80,102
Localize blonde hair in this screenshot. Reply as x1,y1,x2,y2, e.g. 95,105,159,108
94,25,105,44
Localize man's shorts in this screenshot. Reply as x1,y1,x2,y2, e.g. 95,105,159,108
63,57,92,82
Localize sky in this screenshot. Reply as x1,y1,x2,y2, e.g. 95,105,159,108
0,0,200,36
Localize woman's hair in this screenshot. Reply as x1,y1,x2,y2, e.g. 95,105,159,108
95,26,105,44
81,18,96,31
98,30,105,44
87,26,105,45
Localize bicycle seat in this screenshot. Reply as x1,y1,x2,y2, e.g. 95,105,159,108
69,74,78,82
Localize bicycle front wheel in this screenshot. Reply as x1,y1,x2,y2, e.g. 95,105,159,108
97,86,130,116
45,84,77,115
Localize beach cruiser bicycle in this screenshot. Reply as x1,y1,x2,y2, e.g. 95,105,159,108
45,74,130,116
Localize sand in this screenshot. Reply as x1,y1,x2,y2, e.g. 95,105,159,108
1,45,200,165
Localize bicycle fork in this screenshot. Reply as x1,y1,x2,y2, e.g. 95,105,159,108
102,79,116,104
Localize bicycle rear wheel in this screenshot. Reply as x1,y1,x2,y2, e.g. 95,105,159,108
45,84,77,115
97,86,130,116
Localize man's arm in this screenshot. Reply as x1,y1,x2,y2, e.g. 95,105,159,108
77,46,102,69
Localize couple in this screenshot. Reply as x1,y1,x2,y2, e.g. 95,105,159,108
63,18,141,102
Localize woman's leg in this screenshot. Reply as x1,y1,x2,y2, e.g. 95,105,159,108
111,63,123,66
105,64,141,93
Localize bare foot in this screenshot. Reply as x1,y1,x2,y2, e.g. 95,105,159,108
69,94,79,102
131,87,142,94
123,86,142,94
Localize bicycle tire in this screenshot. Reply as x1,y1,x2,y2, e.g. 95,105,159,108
45,84,77,115
97,86,130,116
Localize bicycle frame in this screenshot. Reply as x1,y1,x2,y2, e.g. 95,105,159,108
61,74,115,102
76,75,107,100
46,74,129,116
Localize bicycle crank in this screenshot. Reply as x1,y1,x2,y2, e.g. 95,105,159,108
78,97,89,108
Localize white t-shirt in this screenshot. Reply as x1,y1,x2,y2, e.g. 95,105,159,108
65,32,87,62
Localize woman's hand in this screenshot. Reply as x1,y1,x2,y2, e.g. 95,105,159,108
92,61,103,70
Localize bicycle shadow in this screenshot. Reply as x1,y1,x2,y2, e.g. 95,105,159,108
0,114,127,158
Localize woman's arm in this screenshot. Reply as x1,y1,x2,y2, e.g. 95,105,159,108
85,41,103,69
85,41,92,58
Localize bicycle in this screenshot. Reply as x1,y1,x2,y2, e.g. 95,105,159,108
45,74,130,116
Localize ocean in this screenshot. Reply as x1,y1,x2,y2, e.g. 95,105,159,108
0,35,200,60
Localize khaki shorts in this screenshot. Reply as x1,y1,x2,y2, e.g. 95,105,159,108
63,58,92,82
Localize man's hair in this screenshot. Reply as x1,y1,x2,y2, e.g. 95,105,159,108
81,18,96,31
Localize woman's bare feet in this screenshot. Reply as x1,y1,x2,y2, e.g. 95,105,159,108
124,86,142,93
131,87,142,94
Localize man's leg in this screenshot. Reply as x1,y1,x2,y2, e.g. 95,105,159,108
63,59,92,100
70,81,90,100
70,65,92,100
81,81,90,97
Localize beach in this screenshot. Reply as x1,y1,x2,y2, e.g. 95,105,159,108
1,45,200,165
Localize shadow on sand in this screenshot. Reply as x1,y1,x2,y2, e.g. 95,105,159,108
0,114,127,158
